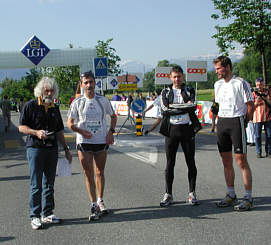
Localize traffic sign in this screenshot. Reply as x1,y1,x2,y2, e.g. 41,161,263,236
107,76,118,89
94,57,108,77
131,99,146,113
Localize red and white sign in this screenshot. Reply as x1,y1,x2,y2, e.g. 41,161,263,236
155,67,171,85
186,60,207,82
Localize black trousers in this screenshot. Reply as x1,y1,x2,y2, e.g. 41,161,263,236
165,123,197,195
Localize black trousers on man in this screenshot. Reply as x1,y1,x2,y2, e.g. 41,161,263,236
165,123,197,195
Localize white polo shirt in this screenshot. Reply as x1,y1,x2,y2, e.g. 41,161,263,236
214,76,253,118
68,94,114,144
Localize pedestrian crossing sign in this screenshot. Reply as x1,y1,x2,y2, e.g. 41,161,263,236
94,57,108,77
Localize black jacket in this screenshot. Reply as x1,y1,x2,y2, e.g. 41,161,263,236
159,84,199,137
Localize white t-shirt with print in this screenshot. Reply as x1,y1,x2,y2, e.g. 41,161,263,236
153,95,162,118
68,94,113,144
214,76,253,118
170,88,191,125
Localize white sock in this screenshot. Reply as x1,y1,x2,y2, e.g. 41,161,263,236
245,190,252,200
97,197,103,203
91,202,98,207
227,187,236,198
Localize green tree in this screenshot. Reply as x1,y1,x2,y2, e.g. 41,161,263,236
42,65,80,104
95,38,121,75
236,46,271,84
211,0,271,83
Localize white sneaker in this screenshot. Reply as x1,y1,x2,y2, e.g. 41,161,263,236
41,214,61,224
160,193,173,207
31,217,43,230
98,199,109,214
188,192,200,205
89,205,101,221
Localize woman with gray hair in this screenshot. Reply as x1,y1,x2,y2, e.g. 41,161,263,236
19,76,72,230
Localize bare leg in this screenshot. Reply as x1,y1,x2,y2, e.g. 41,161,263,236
220,151,235,188
94,151,107,199
78,151,97,203
234,153,252,191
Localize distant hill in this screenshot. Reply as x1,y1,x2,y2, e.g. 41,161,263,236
120,50,244,74
0,68,29,82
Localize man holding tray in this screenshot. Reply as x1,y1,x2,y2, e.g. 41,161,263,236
159,65,201,207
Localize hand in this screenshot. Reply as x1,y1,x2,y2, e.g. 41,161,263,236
65,150,72,164
36,130,48,140
106,131,114,145
80,129,92,139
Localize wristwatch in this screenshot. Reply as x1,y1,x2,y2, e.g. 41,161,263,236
110,128,115,133
64,145,70,152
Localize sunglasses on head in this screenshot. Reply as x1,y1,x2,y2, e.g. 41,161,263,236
80,71,94,79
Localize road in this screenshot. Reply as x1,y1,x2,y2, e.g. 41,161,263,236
0,111,271,245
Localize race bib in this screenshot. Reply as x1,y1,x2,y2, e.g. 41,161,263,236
85,121,102,134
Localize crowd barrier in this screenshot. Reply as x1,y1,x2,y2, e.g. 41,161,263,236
110,101,215,124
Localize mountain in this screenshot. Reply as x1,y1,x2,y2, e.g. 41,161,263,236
120,49,244,74
120,60,153,74
0,68,29,82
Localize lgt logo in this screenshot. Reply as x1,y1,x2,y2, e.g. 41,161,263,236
21,35,50,65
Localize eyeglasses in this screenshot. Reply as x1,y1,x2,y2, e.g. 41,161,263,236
80,71,94,79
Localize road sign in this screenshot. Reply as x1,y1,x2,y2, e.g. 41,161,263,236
186,60,207,82
131,99,146,113
94,57,108,77
155,67,171,85
107,76,118,89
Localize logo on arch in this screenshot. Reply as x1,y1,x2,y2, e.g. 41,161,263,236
21,35,50,65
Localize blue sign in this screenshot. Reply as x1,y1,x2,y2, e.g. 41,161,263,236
131,99,146,113
96,80,102,89
94,57,108,77
21,35,50,65
110,78,118,88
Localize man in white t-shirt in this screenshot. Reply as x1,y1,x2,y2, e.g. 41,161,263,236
67,71,117,221
213,56,255,211
142,90,162,134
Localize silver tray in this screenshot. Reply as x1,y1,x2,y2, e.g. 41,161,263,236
169,103,196,109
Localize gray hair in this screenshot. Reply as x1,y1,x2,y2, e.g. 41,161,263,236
34,77,59,99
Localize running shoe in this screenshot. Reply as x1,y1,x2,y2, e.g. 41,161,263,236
89,205,101,221
216,194,238,207
234,197,254,211
188,192,200,205
41,214,61,224
98,199,109,214
160,193,173,207
31,217,43,230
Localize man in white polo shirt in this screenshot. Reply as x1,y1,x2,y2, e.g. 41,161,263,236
67,71,117,221
213,56,255,211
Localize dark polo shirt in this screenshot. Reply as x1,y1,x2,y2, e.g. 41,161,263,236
19,99,64,148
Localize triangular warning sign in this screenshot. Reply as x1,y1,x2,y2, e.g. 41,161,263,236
96,59,106,69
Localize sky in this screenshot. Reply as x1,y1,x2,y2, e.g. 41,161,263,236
0,0,233,67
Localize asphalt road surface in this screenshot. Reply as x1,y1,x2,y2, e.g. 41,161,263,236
0,111,271,245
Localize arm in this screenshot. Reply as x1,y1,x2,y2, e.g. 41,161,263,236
142,104,154,117
246,101,255,122
106,113,117,145
56,130,72,163
67,117,92,139
145,117,162,134
18,125,47,140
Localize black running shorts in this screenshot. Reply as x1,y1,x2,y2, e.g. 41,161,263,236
76,143,109,153
216,116,247,154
